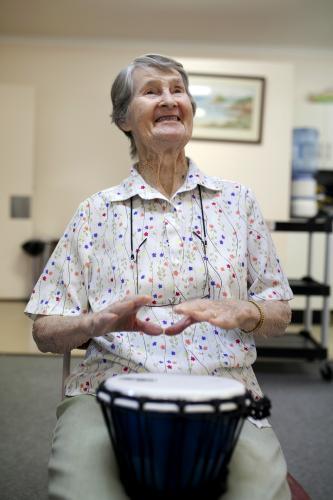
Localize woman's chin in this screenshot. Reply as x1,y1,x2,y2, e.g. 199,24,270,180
152,128,190,148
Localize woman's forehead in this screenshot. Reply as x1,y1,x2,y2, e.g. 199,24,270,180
132,66,183,90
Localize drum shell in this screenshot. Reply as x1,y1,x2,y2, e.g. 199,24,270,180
97,387,248,500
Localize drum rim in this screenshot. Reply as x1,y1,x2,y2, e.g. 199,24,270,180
99,373,246,403
97,386,250,414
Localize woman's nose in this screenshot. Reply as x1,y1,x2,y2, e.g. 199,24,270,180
160,91,177,108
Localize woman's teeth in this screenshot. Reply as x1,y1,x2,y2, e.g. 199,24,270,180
156,116,179,122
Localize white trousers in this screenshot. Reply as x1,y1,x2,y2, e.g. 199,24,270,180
49,395,291,500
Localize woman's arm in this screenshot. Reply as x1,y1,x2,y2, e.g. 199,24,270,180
32,295,162,354
33,314,94,354
238,299,291,337
164,299,291,337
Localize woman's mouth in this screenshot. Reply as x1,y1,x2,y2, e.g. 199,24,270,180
155,115,180,123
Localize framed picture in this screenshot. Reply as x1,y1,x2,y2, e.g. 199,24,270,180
188,73,265,144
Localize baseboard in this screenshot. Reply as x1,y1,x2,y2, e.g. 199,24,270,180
0,298,27,303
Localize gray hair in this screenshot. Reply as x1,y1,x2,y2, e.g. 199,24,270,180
111,54,196,158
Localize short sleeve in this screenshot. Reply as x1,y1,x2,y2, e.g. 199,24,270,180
245,188,293,301
25,200,93,319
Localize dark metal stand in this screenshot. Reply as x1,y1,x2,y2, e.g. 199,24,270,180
257,216,333,381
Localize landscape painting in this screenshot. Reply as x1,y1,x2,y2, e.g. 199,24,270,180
189,74,265,143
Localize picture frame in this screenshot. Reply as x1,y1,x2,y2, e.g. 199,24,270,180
188,73,266,144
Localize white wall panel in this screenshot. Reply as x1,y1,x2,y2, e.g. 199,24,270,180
0,84,34,298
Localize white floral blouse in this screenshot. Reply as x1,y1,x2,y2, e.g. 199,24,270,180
25,160,293,401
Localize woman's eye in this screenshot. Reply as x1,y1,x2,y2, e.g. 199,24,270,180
145,89,156,95
174,87,184,94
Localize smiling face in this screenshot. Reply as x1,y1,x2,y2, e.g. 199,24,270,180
121,66,194,157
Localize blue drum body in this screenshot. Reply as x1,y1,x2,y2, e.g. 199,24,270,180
97,374,270,500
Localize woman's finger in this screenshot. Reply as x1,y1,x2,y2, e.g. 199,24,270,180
108,295,152,316
174,299,209,315
136,317,163,336
173,308,214,323
191,310,220,321
164,316,194,335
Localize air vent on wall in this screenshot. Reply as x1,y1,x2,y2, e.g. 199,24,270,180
10,196,31,218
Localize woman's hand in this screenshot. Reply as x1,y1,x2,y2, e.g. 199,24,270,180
89,295,163,336
32,295,162,354
164,298,257,336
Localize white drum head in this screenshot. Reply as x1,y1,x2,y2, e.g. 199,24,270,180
103,373,245,401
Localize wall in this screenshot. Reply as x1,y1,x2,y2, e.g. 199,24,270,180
284,56,333,310
2,38,332,302
0,41,293,232
0,84,34,298
293,56,333,169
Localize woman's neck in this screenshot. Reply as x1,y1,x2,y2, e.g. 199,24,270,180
136,151,188,199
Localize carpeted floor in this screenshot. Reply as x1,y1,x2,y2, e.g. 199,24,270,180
256,360,333,500
0,354,332,500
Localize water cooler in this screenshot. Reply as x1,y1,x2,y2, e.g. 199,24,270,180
291,127,319,218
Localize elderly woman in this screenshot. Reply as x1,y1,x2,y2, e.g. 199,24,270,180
26,54,293,500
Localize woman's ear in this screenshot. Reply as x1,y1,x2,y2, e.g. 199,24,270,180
119,115,131,132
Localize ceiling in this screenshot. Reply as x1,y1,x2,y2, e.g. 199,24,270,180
1,0,333,50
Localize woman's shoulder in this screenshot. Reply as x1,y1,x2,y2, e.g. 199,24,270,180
78,175,135,211
202,173,254,200
190,161,254,198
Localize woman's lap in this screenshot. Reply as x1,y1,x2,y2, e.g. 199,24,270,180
49,395,291,500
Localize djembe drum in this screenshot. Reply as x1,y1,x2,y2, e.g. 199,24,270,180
96,373,270,500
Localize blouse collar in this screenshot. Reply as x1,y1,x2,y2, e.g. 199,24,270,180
105,159,224,202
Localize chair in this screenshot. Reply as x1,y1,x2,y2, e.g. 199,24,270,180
61,352,311,500
61,341,90,399
61,350,71,400
287,474,311,500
